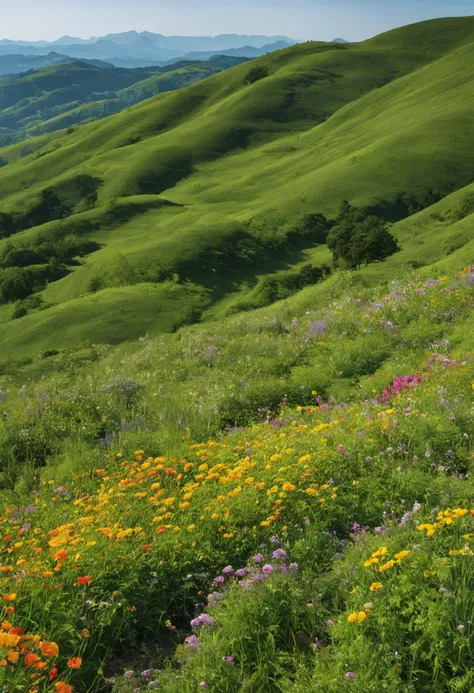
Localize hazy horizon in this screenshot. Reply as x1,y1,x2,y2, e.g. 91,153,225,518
0,0,472,43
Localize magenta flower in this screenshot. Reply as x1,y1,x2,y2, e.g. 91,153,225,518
346,672,357,679
253,553,264,563
222,565,234,576
262,564,273,575
199,683,209,689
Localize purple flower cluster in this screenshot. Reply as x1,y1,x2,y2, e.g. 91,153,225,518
190,613,216,629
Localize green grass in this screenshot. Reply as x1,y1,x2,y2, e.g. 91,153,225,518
0,17,473,360
0,56,248,143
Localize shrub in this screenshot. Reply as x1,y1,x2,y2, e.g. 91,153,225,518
244,66,269,85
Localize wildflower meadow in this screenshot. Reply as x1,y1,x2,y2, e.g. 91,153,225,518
1,268,474,692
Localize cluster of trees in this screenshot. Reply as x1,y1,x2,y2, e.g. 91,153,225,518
0,234,101,306
326,201,399,268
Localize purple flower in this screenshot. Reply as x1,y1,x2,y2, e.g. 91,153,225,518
235,568,246,577
199,683,208,689
346,672,357,679
223,656,234,664
272,548,287,559
213,575,225,586
327,619,334,627
185,634,199,650
262,564,273,575
222,565,234,576
253,553,264,563
141,670,152,677
351,522,361,533
289,562,299,571
190,614,216,629
311,638,323,649
270,535,280,544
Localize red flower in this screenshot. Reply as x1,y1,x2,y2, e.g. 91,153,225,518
49,667,58,680
76,576,92,585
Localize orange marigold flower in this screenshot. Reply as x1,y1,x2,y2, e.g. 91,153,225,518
24,652,40,666
54,550,68,562
67,656,82,669
2,593,16,602
36,661,48,670
7,650,19,662
40,641,59,658
81,629,90,640
76,576,91,585
55,683,73,693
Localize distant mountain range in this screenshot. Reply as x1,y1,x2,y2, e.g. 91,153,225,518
0,32,296,66
0,52,112,75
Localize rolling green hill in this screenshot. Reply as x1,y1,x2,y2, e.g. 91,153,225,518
0,55,249,145
0,16,473,363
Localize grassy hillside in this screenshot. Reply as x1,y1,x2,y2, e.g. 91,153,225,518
0,56,248,145
1,17,474,693
0,17,472,361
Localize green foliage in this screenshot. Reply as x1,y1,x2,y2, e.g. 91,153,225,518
327,202,399,268
244,65,270,84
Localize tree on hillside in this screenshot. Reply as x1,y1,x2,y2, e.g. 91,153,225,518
327,202,399,268
0,212,14,239
244,66,269,85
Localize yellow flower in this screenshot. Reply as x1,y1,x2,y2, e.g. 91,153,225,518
370,582,383,591
394,550,410,561
347,612,358,623
379,560,395,572
357,611,367,623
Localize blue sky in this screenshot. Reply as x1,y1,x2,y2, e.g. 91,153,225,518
0,0,472,41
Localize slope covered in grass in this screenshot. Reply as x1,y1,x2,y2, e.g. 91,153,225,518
0,56,248,144
0,17,473,359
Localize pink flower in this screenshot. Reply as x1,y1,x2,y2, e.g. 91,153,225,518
262,564,273,575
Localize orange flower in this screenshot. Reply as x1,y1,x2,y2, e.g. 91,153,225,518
1,621,12,630
54,550,68,562
42,572,53,578
2,593,16,602
24,652,40,666
55,683,73,693
76,576,91,585
67,656,82,669
81,629,90,640
49,667,58,680
6,607,15,614
36,661,47,670
40,641,59,658
7,650,19,662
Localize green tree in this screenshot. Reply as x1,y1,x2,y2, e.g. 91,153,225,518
244,66,269,85
327,203,399,268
